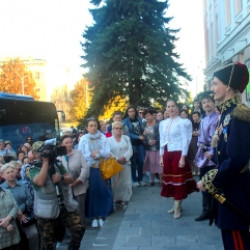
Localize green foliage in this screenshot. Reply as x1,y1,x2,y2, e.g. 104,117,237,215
81,0,190,121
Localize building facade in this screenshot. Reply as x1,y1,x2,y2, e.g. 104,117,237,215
22,57,47,100
203,0,250,105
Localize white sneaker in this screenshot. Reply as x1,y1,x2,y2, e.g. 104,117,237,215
132,182,140,187
91,219,98,228
139,181,146,187
98,218,104,227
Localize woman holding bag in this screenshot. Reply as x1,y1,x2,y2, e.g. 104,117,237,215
78,118,113,228
107,122,133,209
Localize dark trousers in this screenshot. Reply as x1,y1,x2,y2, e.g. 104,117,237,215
1,245,19,250
131,144,145,182
221,229,250,250
36,208,85,250
199,165,215,198
199,165,215,216
74,193,86,223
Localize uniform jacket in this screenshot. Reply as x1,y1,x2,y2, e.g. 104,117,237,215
212,97,250,230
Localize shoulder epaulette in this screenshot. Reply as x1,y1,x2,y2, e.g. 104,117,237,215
231,104,250,122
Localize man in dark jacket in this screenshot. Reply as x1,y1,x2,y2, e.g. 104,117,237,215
197,62,250,249
123,105,146,187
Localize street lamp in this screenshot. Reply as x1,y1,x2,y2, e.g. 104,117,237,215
15,71,29,95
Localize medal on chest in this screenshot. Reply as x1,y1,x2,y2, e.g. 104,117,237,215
222,114,231,142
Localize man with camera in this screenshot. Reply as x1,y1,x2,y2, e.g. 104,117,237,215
29,141,85,250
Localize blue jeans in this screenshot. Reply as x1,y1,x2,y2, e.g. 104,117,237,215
131,145,145,182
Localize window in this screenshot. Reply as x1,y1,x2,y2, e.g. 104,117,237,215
235,0,242,15
225,0,231,26
215,14,219,42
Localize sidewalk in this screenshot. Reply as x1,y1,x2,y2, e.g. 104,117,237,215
60,181,224,250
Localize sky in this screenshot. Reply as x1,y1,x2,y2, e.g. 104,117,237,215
0,0,205,99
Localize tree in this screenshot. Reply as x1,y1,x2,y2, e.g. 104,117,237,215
0,58,38,98
98,94,128,120
70,78,92,121
81,0,191,119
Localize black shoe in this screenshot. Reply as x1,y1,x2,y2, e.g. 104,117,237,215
147,182,155,187
194,213,210,221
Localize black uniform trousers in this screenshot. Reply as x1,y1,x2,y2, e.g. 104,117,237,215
221,229,250,250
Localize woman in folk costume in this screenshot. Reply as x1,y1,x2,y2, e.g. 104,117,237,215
197,62,250,250
159,99,198,219
107,121,133,209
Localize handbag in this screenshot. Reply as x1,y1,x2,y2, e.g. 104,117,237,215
99,157,123,180
34,195,60,219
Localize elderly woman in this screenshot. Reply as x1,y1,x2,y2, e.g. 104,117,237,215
107,121,133,208
0,186,20,250
0,163,39,250
57,134,88,223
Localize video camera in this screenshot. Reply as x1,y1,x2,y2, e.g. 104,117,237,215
37,138,66,163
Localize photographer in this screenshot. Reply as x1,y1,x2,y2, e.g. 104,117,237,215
29,141,85,250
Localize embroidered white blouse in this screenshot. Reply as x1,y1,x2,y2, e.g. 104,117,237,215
159,117,192,156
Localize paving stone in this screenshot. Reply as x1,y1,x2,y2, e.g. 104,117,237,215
57,183,224,250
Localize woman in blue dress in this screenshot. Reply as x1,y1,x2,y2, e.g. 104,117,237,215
78,118,113,228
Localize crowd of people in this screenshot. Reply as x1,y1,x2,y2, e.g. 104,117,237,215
0,62,249,250
0,100,203,249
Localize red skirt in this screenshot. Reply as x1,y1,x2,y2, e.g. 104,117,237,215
161,147,198,200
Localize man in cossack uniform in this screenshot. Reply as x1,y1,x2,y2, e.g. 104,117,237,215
197,62,250,250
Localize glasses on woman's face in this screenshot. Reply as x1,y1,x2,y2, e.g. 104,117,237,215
114,127,122,130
